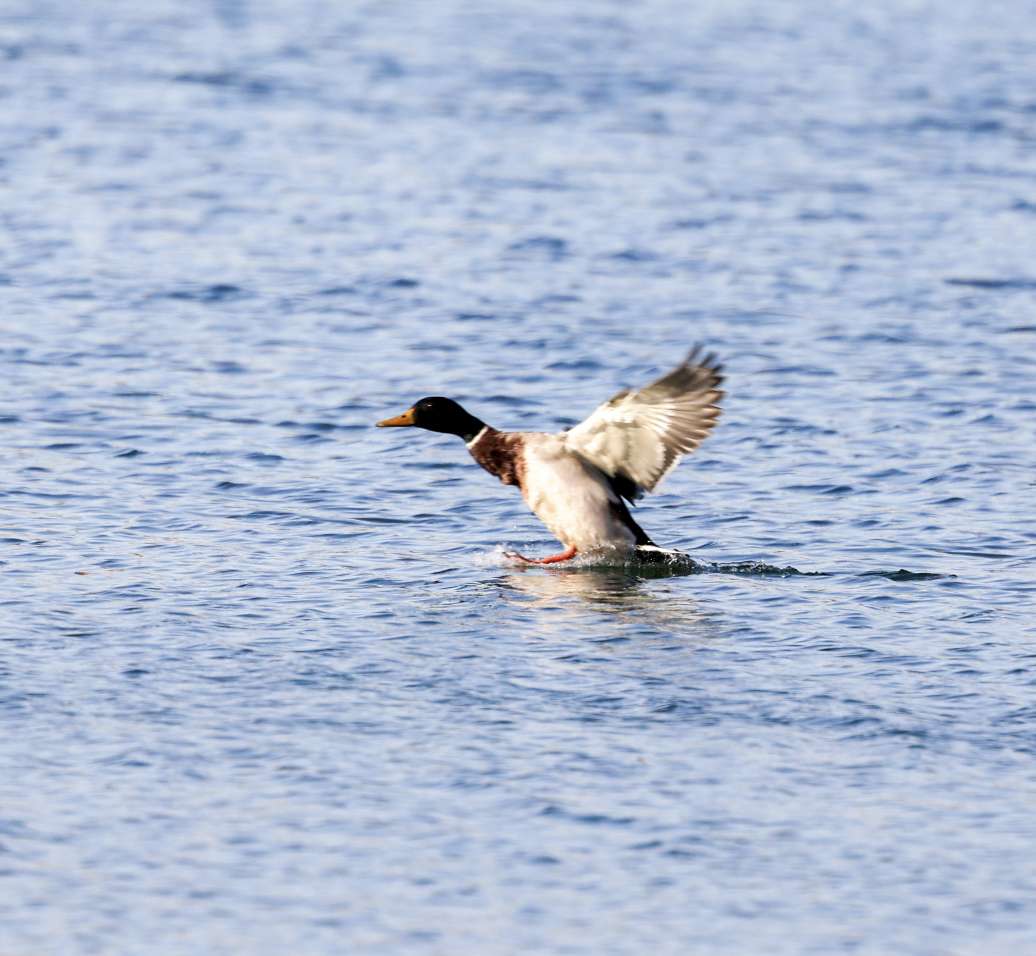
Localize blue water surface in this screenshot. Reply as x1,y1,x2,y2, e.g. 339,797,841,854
2,1,1036,953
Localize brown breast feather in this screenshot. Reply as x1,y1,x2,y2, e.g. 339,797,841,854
468,429,524,489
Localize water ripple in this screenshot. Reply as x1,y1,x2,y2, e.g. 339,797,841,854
1,1,1034,954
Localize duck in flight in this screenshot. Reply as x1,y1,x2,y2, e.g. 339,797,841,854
377,347,723,564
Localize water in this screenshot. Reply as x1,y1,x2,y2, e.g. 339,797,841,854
2,0,1035,952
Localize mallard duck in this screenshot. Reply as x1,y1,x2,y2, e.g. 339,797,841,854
377,347,723,563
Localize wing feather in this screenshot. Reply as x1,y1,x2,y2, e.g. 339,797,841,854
563,346,724,500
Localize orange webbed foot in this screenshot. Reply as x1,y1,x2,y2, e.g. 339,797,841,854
504,546,579,565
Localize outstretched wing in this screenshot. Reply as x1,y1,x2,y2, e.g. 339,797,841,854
563,346,724,501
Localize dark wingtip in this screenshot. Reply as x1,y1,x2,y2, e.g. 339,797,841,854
686,343,724,374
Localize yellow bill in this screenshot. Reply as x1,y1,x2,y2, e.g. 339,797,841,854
376,407,417,427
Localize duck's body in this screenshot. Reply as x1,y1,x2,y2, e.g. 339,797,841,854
467,429,651,555
377,348,723,564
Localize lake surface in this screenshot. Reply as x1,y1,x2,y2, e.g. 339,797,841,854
2,1,1035,953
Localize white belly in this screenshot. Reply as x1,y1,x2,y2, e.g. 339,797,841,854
520,435,636,552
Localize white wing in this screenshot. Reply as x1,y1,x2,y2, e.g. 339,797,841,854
563,347,723,498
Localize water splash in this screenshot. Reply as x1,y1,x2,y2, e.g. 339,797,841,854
490,545,950,580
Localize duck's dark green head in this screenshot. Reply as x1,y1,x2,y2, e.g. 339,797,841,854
376,397,485,442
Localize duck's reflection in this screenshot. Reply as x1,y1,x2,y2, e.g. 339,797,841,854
492,558,723,639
